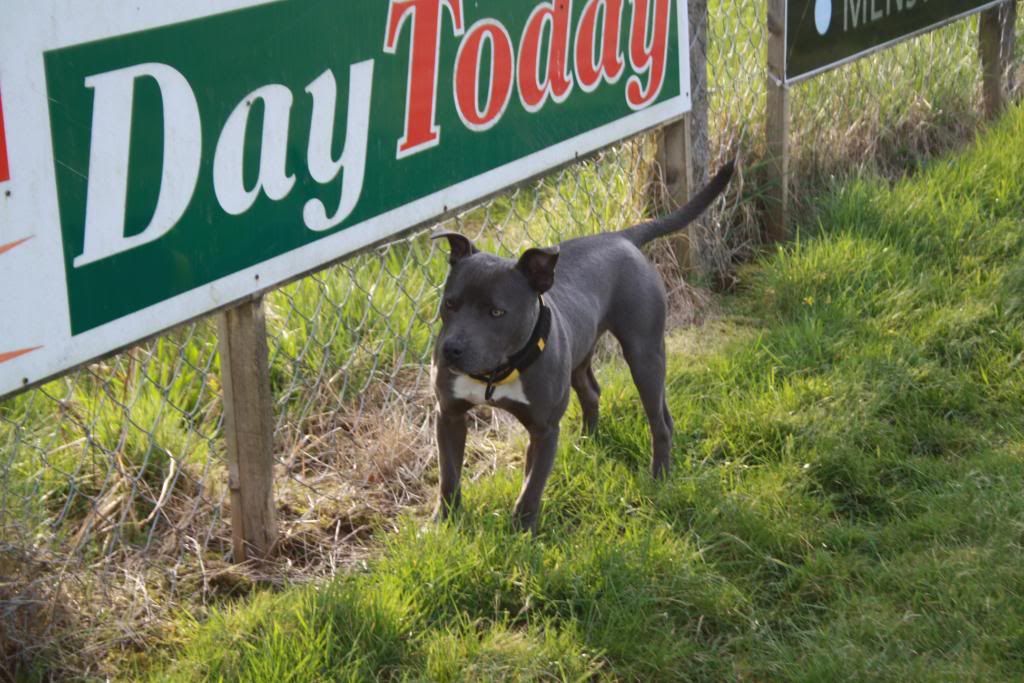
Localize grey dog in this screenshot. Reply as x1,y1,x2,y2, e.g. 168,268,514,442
431,160,735,531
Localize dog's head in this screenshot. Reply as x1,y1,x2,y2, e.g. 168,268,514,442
432,231,558,375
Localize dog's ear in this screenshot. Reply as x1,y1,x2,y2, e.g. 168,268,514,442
431,230,479,265
515,246,559,293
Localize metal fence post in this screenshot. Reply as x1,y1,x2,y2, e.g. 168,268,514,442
765,0,790,243
218,296,277,562
979,0,1017,119
686,0,712,274
1010,0,1020,98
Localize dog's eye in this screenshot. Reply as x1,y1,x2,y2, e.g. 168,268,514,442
444,298,457,311
490,308,506,318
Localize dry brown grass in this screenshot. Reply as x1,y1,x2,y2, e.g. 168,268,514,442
0,361,540,680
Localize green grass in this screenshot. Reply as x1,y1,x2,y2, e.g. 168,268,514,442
143,106,1024,681
5,14,1023,675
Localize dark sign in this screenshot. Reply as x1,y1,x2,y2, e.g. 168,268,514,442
783,0,1004,83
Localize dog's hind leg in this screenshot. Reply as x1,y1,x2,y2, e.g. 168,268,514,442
618,336,673,479
571,353,601,436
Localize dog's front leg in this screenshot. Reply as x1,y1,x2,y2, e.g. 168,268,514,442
512,425,560,532
434,408,467,521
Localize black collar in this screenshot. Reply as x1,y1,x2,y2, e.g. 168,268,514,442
469,297,551,401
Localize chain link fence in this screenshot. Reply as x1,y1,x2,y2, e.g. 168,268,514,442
3,4,1022,677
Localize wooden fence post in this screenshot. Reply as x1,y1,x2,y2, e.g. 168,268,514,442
218,296,277,562
765,0,790,243
652,0,709,274
656,116,695,268
979,0,1017,119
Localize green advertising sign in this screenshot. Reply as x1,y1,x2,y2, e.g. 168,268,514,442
0,0,690,398
783,0,1004,82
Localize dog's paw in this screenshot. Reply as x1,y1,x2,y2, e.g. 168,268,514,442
651,457,671,480
431,506,454,525
432,491,462,523
511,506,540,535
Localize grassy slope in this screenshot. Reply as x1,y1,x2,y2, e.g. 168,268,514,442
147,105,1024,682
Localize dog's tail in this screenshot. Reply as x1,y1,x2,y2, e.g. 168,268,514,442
620,159,735,248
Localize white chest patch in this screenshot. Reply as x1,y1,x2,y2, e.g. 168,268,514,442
451,374,530,406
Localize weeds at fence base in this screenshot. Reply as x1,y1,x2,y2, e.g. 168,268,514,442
0,376,527,679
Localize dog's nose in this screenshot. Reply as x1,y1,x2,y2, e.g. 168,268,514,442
443,340,465,363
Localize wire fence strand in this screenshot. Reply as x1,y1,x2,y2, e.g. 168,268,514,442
2,7,1022,676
